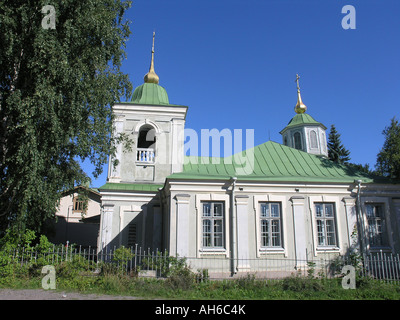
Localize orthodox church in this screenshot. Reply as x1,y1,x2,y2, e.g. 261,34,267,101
98,34,400,275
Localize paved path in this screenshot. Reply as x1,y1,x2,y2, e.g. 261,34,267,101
0,288,141,300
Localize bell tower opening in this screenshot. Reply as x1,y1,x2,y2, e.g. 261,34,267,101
137,125,156,163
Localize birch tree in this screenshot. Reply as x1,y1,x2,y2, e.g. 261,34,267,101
0,0,132,234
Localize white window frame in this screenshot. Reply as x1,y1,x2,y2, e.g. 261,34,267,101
361,197,393,252
365,203,387,248
309,196,342,256
260,202,283,248
196,194,230,257
314,202,338,247
254,195,287,257
201,202,225,249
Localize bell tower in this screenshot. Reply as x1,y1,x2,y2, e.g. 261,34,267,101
107,32,188,184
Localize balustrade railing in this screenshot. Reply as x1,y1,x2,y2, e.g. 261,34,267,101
136,148,155,163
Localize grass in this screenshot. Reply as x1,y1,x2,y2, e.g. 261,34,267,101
2,272,400,300
1,246,399,300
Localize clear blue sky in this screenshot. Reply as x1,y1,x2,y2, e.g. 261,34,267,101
85,0,400,187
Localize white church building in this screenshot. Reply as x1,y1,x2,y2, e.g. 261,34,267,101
97,34,400,275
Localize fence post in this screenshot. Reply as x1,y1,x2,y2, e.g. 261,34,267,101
134,244,138,271
396,254,400,284
380,250,385,282
21,246,25,267
388,253,394,282
370,253,375,280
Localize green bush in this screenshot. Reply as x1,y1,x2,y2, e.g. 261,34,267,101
234,273,264,290
112,246,135,274
165,256,195,290
282,272,324,292
56,255,97,279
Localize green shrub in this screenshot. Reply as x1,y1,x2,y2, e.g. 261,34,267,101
282,272,324,292
165,256,195,290
196,268,209,283
56,255,96,279
234,273,264,290
112,246,135,274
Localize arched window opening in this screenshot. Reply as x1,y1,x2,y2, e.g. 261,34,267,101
310,130,318,149
321,132,327,152
137,125,156,163
294,132,302,150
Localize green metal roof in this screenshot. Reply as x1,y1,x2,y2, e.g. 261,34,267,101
131,83,170,106
98,183,163,192
280,113,327,134
168,141,379,184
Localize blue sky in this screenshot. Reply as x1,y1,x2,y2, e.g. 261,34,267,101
85,0,400,187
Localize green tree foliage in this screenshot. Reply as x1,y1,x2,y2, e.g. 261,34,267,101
0,0,133,234
376,117,400,179
327,124,351,164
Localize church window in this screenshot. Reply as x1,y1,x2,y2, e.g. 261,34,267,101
260,202,282,248
321,132,327,152
294,132,302,150
202,202,224,248
310,130,318,149
366,204,388,247
315,203,337,247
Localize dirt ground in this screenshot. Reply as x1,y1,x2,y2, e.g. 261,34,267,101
0,288,141,300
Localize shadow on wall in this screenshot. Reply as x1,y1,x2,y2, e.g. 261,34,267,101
48,216,100,249
98,197,163,255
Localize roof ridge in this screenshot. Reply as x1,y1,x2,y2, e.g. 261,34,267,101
171,140,380,183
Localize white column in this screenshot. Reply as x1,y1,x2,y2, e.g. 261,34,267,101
290,196,307,267
236,195,250,271
175,194,191,257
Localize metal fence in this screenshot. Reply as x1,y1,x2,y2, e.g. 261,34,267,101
3,244,400,284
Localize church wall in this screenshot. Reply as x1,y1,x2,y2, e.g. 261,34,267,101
98,191,161,252
97,181,400,276
165,180,400,275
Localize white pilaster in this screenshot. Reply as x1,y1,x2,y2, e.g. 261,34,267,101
343,197,358,251
100,204,114,251
175,194,191,257
108,116,124,183
290,196,307,267
236,195,250,271
170,119,185,174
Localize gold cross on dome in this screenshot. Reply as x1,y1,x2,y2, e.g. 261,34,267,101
295,74,301,91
